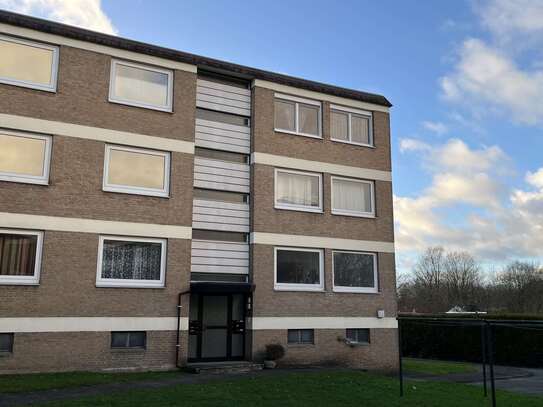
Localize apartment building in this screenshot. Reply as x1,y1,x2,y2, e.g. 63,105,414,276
0,10,397,373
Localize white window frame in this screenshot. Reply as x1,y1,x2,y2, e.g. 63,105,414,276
96,235,167,288
0,229,43,286
331,176,375,218
0,34,59,92
103,144,171,198
274,168,323,213
108,59,174,112
330,104,374,147
274,93,322,139
332,250,378,293
346,328,370,345
274,247,324,292
0,129,52,185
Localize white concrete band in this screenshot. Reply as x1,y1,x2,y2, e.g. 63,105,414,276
253,79,390,113
249,317,398,330
0,212,192,240
251,152,392,182
250,232,395,253
0,114,195,154
0,23,197,73
0,317,187,333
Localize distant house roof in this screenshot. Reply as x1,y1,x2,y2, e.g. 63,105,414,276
0,9,392,108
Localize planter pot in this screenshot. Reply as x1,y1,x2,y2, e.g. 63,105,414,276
263,360,277,369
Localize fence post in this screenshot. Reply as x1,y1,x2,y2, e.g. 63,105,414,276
398,318,404,397
481,323,487,397
487,322,497,407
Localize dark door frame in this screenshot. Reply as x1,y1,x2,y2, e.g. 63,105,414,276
189,293,246,363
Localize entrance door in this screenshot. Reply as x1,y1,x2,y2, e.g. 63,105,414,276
188,293,246,362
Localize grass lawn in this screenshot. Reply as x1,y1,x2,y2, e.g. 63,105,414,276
0,370,179,394
403,358,479,375
38,371,541,407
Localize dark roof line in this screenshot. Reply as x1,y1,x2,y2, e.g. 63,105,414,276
0,9,392,108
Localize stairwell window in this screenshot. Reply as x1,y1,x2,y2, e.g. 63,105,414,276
275,169,322,213
331,177,375,218
96,236,166,288
274,247,324,291
103,145,170,197
333,251,378,293
109,59,173,112
0,34,59,92
0,229,43,286
274,94,321,138
331,105,373,147
0,130,52,185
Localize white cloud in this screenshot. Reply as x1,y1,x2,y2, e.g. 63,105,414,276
441,38,543,125
0,0,117,35
394,138,543,262
399,138,431,153
476,0,543,47
422,121,448,136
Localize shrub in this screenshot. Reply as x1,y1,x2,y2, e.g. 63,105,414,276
265,344,285,361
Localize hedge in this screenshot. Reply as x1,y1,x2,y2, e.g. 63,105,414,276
399,314,543,368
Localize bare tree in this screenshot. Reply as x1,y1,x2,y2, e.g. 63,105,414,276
443,251,481,309
495,261,543,314
410,247,447,312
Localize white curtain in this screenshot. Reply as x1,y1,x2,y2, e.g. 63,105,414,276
298,104,319,135
351,115,369,144
331,111,348,140
333,179,371,212
277,172,319,207
274,100,295,131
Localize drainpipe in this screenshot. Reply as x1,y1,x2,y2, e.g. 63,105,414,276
175,290,191,369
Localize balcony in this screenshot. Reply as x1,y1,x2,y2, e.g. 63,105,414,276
191,239,249,275
195,118,250,154
193,157,249,193
196,79,251,117
192,199,249,233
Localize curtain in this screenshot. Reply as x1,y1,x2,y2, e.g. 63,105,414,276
298,104,319,135
274,100,295,131
277,171,319,207
102,240,162,280
0,234,37,276
351,115,370,144
333,179,371,212
331,111,349,140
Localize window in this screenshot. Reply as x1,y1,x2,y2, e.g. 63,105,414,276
196,108,249,127
191,273,248,283
333,251,378,293
103,145,170,197
109,59,173,112
330,105,373,146
0,333,14,353
0,229,43,285
346,328,370,344
274,94,321,138
111,332,146,349
0,130,52,185
195,147,248,164
288,329,314,344
331,177,374,217
0,34,59,92
96,236,166,288
192,229,247,243
274,247,324,291
193,188,248,204
275,169,322,212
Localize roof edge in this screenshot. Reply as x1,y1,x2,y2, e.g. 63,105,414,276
0,9,392,108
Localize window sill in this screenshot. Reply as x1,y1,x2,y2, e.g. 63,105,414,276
345,341,370,347
0,175,49,186
287,343,315,348
0,280,40,286
110,348,146,353
0,77,57,93
331,210,376,219
96,283,165,289
330,138,375,149
102,187,170,199
274,286,324,293
274,205,323,214
108,97,173,113
332,288,379,294
274,129,323,140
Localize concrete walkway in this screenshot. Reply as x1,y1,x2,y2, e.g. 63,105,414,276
405,364,543,397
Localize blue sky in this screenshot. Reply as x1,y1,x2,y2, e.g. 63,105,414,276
3,0,543,275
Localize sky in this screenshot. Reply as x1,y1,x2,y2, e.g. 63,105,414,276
2,0,543,276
